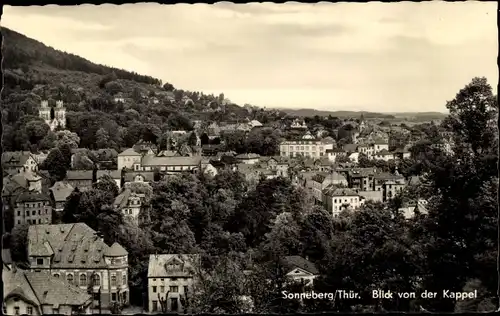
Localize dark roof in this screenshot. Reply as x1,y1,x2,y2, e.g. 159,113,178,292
2,152,34,167
323,186,358,197
343,144,358,153
141,155,202,167
49,181,75,202
325,148,345,153
280,256,319,275
16,191,50,203
28,223,127,268
66,170,93,181
105,242,128,257
374,172,405,181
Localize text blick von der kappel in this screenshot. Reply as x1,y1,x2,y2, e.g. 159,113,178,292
372,289,478,300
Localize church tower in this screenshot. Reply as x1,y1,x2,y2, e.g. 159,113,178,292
39,100,51,125
54,100,66,129
39,100,66,131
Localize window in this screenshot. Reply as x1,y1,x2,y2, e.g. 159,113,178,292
17,211,20,216
93,274,100,286
122,274,126,285
36,258,43,265
80,273,87,286
160,286,165,293
111,275,117,286
170,286,178,293
111,293,116,301
32,210,36,216
67,274,74,284
14,307,20,315
152,301,158,312
53,273,60,278
152,286,157,293
27,307,33,315
184,286,188,293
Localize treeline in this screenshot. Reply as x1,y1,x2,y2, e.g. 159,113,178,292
2,28,161,86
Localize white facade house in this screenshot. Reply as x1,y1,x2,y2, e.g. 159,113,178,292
323,187,362,217
280,256,319,287
147,254,200,313
280,139,334,159
117,148,143,171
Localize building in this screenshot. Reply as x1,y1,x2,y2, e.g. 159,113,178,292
280,139,334,159
139,156,201,173
325,148,345,163
39,100,66,131
49,181,74,212
117,148,143,171
373,171,406,202
280,256,319,287
373,149,395,161
235,153,260,165
27,223,129,310
310,172,348,202
123,171,155,184
147,254,200,313
347,168,377,191
290,119,308,129
14,191,52,226
66,171,94,191
322,186,362,217
2,248,13,270
2,152,38,174
398,199,429,220
3,267,92,315
114,189,144,225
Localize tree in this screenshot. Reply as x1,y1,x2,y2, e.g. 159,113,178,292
42,148,68,181
25,120,50,147
54,130,80,149
187,132,198,146
163,82,175,91
10,223,29,264
95,128,111,149
93,174,119,198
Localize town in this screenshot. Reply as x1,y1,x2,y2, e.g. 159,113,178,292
2,3,498,315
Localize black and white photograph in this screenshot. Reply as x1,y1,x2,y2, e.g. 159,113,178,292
1,1,498,314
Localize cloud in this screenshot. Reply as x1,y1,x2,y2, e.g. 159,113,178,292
2,2,497,112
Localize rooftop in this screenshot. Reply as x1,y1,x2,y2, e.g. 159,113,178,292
147,254,200,278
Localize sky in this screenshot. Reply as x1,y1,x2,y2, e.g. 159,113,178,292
3,2,497,112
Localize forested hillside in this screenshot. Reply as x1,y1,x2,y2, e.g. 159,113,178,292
1,28,261,151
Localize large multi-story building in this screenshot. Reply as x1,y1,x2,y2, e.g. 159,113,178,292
114,189,145,225
322,187,363,217
3,265,92,315
14,191,52,227
117,148,143,171
279,139,334,159
39,100,66,131
373,172,406,202
27,223,129,310
147,254,200,313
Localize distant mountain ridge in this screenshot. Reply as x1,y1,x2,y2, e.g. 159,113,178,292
274,107,448,120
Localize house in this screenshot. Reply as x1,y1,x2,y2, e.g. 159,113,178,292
310,172,348,202
27,223,130,310
14,191,52,227
2,152,38,174
49,182,74,212
66,171,94,191
3,267,92,315
2,174,31,221
372,140,390,152
140,156,202,173
326,148,345,163
347,168,377,191
392,148,412,160
373,149,395,161
123,171,155,184
342,144,359,154
200,159,218,177
249,120,263,128
290,119,308,129
117,148,142,171
96,170,122,190
301,131,315,140
280,256,319,287
398,199,429,219
373,171,406,202
357,143,375,158
114,92,125,103
322,186,362,217
114,189,144,225
235,153,260,165
147,254,200,313
348,152,360,164
280,138,334,159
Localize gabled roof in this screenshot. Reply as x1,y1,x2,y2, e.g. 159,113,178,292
2,248,12,264
114,189,131,209
325,148,344,154
27,223,125,269
124,171,155,182
323,186,358,197
16,191,50,203
3,268,91,308
105,242,128,257
280,256,319,275
148,254,200,278
49,181,74,202
2,152,34,167
374,172,405,181
118,148,142,157
375,149,393,156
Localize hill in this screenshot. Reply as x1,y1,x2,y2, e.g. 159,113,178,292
1,27,268,152
276,108,447,121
